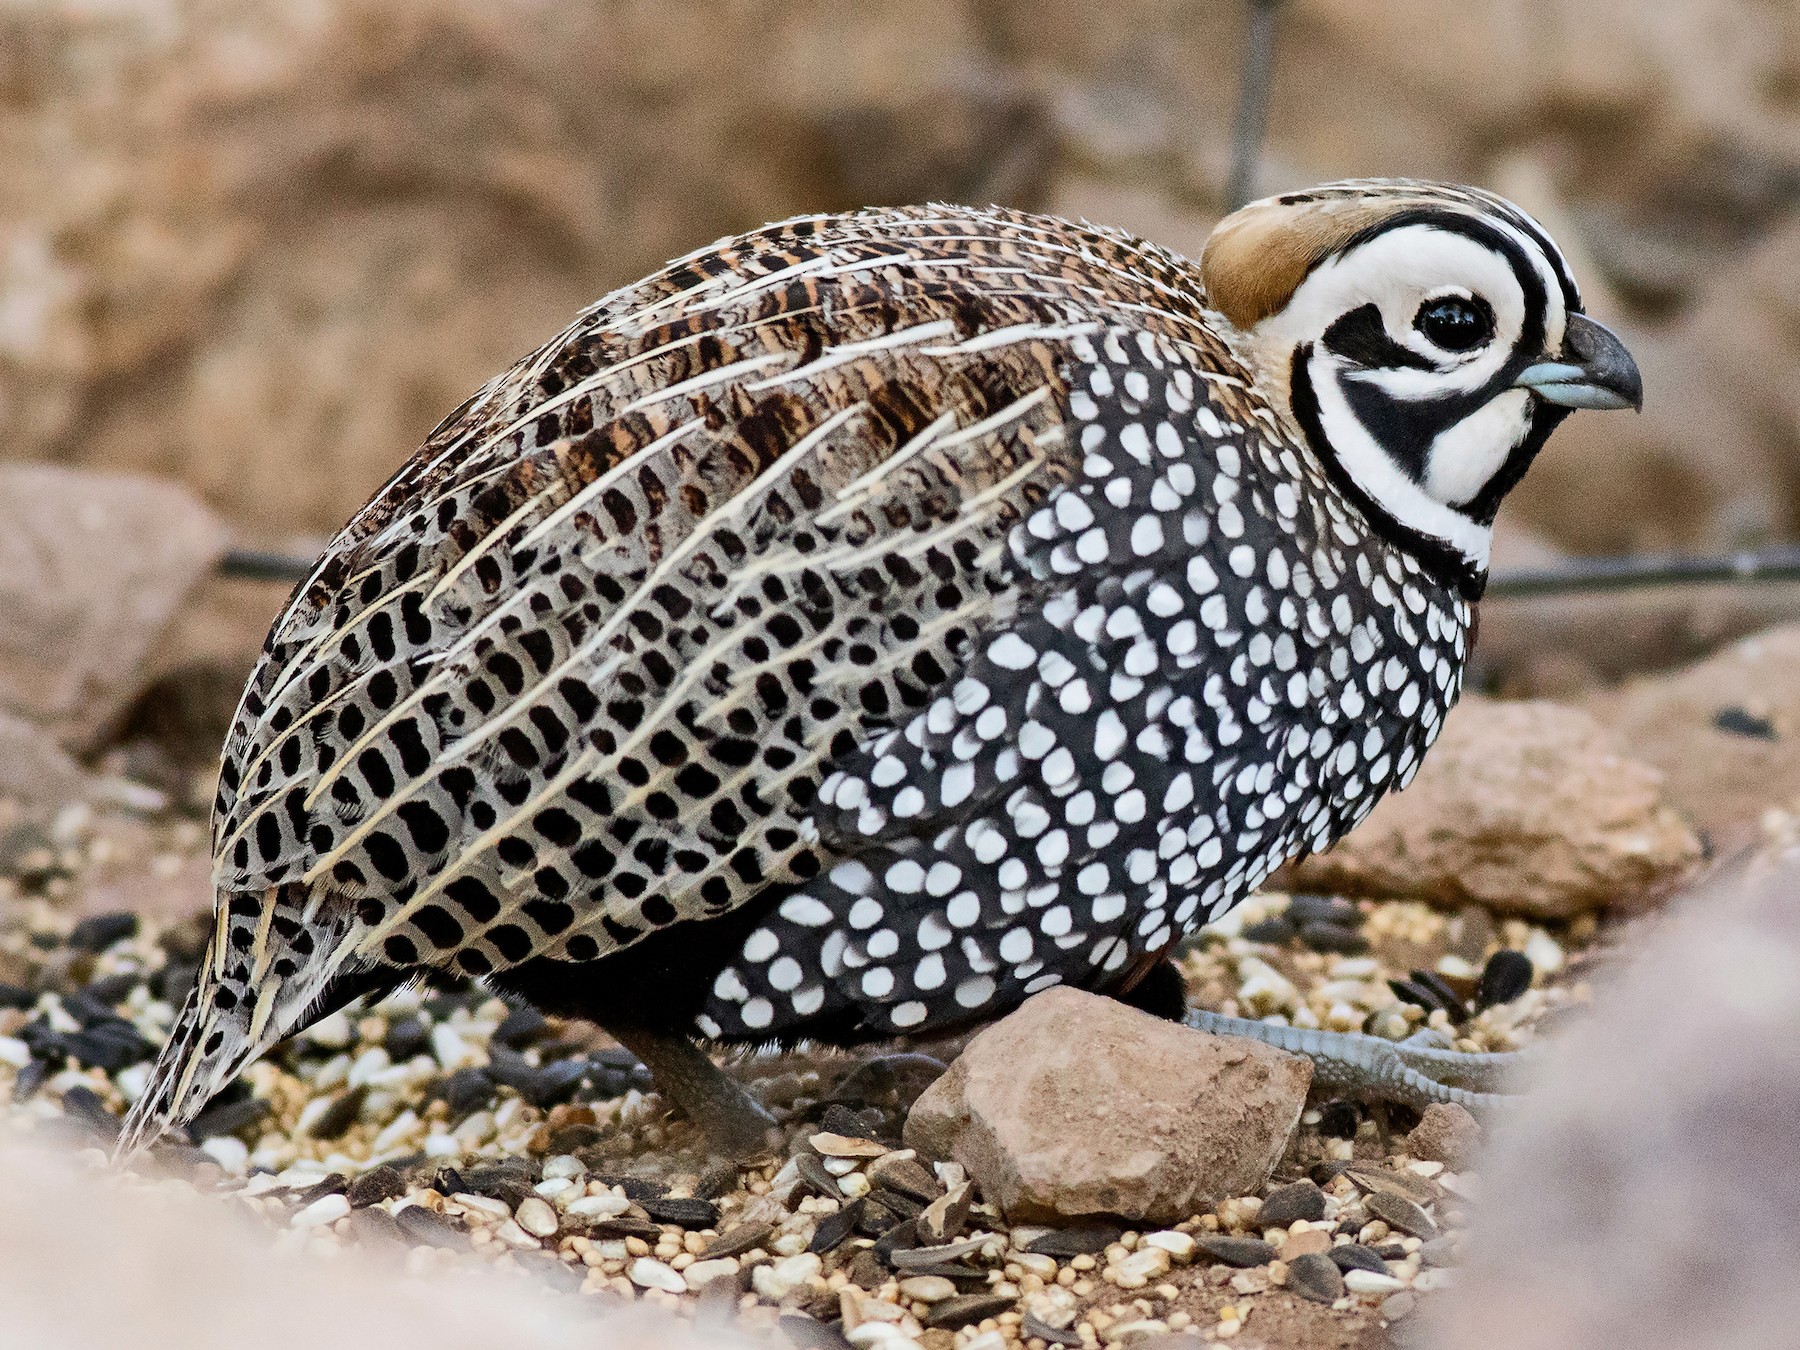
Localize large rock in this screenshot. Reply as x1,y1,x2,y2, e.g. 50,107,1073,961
1429,855,1800,1350
0,464,230,751
1583,624,1800,850
1284,696,1701,919
903,987,1311,1224
0,710,94,811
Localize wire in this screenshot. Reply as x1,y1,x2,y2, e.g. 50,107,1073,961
217,548,315,584
1483,547,1800,599
1226,0,1284,211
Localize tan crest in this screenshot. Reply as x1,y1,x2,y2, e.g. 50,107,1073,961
1201,183,1479,331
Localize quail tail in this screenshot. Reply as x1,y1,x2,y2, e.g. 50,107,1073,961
116,885,366,1162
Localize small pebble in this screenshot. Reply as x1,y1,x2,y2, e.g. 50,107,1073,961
491,1218,539,1250
682,1258,740,1289
1141,1230,1195,1261
925,1292,1017,1330
753,1252,823,1300
1193,1235,1277,1268
515,1196,560,1237
1110,1246,1171,1287
290,1193,351,1229
198,1136,248,1175
809,1130,887,1158
898,1275,958,1303
566,1193,631,1221
1364,1190,1439,1239
453,1192,512,1223
541,1154,585,1181
1258,1180,1326,1228
628,1257,687,1294
1343,1269,1405,1295
1285,1252,1346,1304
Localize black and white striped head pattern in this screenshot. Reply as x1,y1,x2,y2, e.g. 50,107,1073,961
1204,181,1641,595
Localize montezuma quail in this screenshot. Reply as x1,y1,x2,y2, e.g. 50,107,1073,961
122,180,1640,1159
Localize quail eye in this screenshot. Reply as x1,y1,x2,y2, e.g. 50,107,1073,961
1414,296,1495,352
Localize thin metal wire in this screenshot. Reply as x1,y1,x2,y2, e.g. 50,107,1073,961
1225,0,1284,211
1483,547,1800,600
218,548,314,583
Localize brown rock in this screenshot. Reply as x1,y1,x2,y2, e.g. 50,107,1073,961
903,987,1311,1225
0,711,94,812
1583,624,1800,849
0,464,229,751
1279,1229,1332,1260
1408,1104,1484,1172
1284,696,1701,919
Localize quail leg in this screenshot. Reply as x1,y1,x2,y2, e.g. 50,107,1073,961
603,1022,780,1161
1183,1009,1529,1112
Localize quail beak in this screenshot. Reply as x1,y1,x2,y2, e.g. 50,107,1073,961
1514,313,1644,412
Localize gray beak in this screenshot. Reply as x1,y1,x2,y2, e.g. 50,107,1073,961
1514,313,1644,412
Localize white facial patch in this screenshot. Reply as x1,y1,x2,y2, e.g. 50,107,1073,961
1424,389,1531,506
1251,217,1570,571
1304,348,1496,570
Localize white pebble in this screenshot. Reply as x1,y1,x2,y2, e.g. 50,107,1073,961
346,1048,390,1088
566,1192,630,1220
430,1023,478,1070
629,1257,688,1294
306,1011,353,1049
682,1257,741,1289
753,1251,823,1300
847,1326,918,1350
1343,1269,1405,1294
198,1136,248,1175
289,1193,350,1229
1110,1246,1171,1286
838,1171,871,1199
1142,1230,1196,1261
452,1192,512,1223
1523,928,1564,976
514,1196,560,1237
113,1062,151,1104
492,1218,539,1250
370,1108,421,1155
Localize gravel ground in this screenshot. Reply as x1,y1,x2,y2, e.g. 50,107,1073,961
0,789,1598,1349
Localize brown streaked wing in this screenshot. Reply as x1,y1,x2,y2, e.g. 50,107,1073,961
208,204,1231,978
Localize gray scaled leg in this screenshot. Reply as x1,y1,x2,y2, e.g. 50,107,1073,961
602,1022,781,1162
1184,1009,1532,1112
